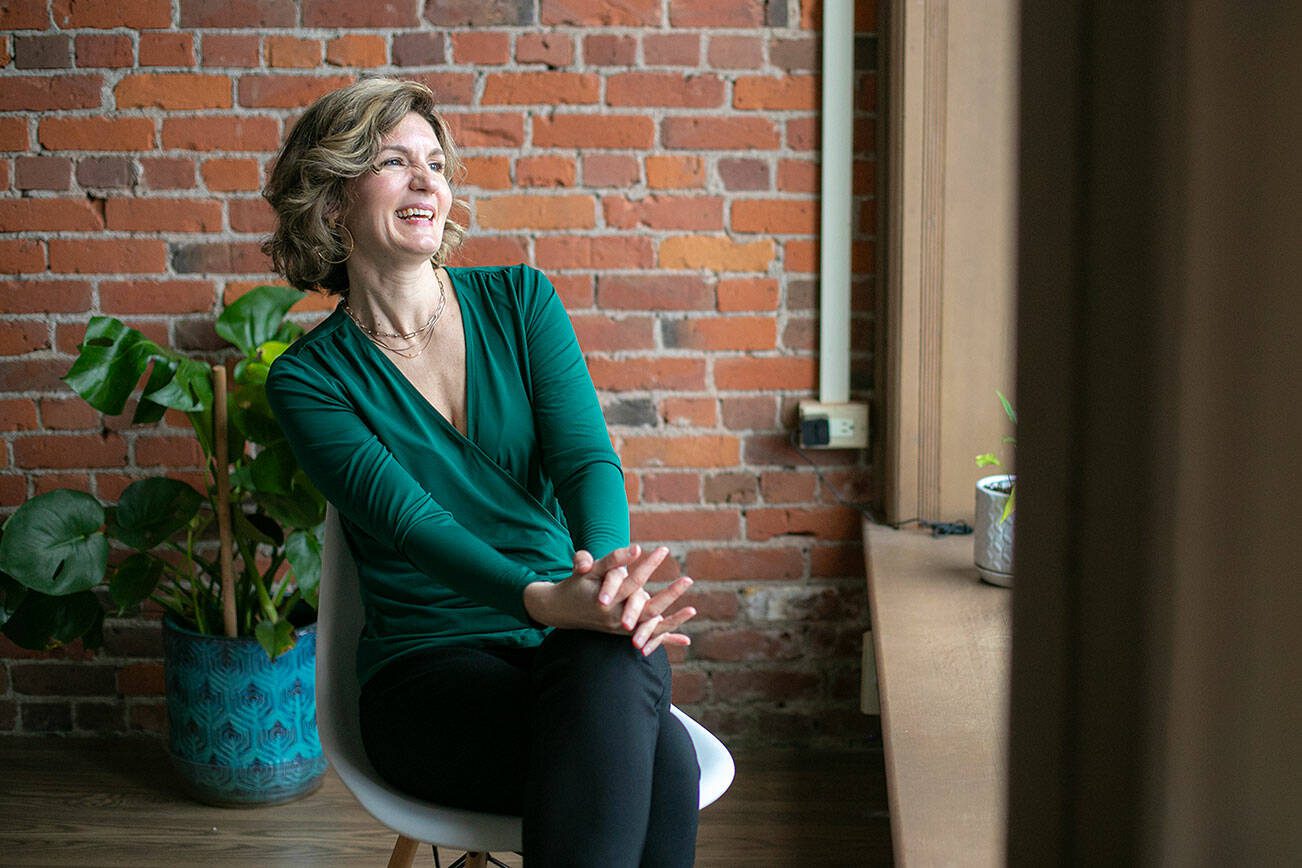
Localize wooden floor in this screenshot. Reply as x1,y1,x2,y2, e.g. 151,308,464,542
0,737,892,866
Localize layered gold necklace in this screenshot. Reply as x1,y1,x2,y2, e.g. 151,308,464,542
343,269,448,360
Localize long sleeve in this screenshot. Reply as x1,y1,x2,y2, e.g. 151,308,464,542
521,268,631,563
265,352,544,625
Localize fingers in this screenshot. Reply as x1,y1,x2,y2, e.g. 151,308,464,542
600,545,668,608
643,575,693,619
640,627,693,657
632,604,697,655
573,549,594,574
594,544,641,605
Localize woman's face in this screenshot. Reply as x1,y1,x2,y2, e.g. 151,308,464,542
339,111,452,268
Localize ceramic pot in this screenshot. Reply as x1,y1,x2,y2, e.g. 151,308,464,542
163,615,326,807
974,473,1015,587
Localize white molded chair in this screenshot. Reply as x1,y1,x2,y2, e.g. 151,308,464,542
316,504,735,868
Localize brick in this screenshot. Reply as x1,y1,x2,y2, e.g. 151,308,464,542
0,74,103,111
642,472,701,503
0,240,45,273
750,584,865,622
48,239,167,274
99,279,215,314
671,670,708,704
534,114,654,149
202,34,260,67
22,702,73,732
707,35,763,69
453,156,506,191
391,33,443,67
399,72,476,105
735,75,819,111
476,194,594,230
778,159,818,193
139,32,195,67
0,279,90,313
602,397,656,427
180,0,294,27
75,701,125,732
762,470,818,503
772,37,817,72
535,235,653,271
40,117,154,151
104,199,221,233
237,74,354,108
0,161,9,191
715,356,816,391
745,506,861,541
482,72,599,105
659,397,716,428
670,0,763,26
201,157,259,191
722,394,779,433
663,116,779,151
597,275,713,311
129,701,167,733
444,112,524,147
787,116,817,150
77,157,136,188
449,32,509,65
583,154,639,187
517,33,572,66
570,314,655,352
800,0,878,32
15,34,72,69
100,622,162,657
0,199,103,232
136,435,204,466
713,669,820,701
603,195,723,231
115,73,231,109
0,118,30,151
0,477,28,507
302,0,420,26
733,198,818,235
172,241,268,273
679,589,739,620
646,155,705,190
658,236,774,272
587,357,705,391
783,317,815,351
620,435,739,468
691,628,799,662
229,197,274,232
12,662,116,696
703,471,758,505
140,157,195,189
265,36,320,69
550,274,593,307
116,662,165,696
630,509,740,542
664,316,776,351
37,398,97,429
717,277,779,312
0,321,49,355
810,544,866,579
607,73,724,109
53,0,171,28
162,116,279,151
15,156,72,191
516,155,575,188
584,34,635,66
0,399,38,430
542,0,659,25
642,33,698,66
427,0,533,26
719,158,770,191
451,235,529,268
0,0,48,28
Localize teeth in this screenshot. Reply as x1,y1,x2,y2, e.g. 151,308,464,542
396,208,434,219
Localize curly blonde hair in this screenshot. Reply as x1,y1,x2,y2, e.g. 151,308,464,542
261,77,468,296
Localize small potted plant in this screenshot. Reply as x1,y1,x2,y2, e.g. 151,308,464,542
0,285,328,806
974,390,1016,586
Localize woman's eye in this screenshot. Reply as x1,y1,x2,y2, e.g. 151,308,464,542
381,158,403,167
429,162,445,173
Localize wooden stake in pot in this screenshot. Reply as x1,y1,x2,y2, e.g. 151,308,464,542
212,363,237,639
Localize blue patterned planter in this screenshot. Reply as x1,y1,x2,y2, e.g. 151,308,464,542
163,615,327,807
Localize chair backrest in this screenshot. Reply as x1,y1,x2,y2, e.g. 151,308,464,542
315,503,367,779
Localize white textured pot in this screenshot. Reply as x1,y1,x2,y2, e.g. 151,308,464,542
974,474,1015,587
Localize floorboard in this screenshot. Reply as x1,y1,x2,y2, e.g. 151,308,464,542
0,737,892,866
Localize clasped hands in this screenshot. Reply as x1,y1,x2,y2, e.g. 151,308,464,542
523,544,696,656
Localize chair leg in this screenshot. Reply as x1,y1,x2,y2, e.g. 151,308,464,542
387,835,421,868
465,855,488,868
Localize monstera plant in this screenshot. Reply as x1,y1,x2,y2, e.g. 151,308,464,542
0,285,324,659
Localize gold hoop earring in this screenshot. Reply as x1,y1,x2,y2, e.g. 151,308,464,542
319,224,354,265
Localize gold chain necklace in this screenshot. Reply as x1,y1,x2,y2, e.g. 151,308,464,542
344,270,448,360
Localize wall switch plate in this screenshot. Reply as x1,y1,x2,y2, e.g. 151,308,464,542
798,400,869,449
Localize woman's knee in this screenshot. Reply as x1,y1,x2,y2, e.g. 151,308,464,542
534,629,671,698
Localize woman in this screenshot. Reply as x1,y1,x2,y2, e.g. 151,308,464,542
261,78,701,865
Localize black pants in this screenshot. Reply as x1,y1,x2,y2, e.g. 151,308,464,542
359,629,700,867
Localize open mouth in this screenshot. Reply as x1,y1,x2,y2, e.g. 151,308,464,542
395,207,436,223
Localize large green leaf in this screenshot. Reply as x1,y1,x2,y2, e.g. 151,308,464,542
231,382,284,446
254,616,296,660
0,490,107,595
235,339,291,387
216,285,305,356
107,478,203,551
1,589,103,651
109,552,166,611
248,440,296,495
0,573,28,629
284,528,322,609
61,317,164,415
254,468,324,530
145,356,213,414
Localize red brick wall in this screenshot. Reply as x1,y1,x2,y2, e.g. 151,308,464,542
0,0,879,748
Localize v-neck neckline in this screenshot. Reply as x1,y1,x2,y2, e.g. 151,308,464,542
342,268,476,445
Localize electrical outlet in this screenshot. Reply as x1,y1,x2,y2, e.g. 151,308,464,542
798,400,869,449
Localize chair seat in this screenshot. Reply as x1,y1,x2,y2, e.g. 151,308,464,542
315,504,734,855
